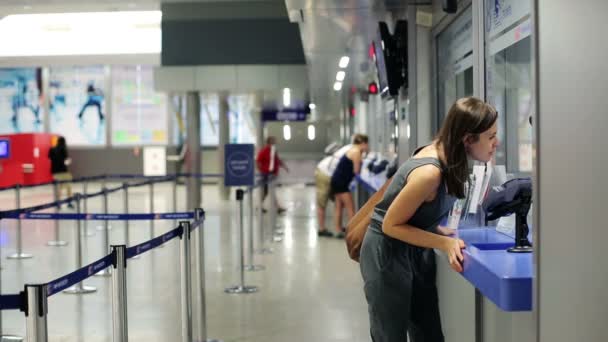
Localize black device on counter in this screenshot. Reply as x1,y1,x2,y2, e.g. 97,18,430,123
483,178,533,253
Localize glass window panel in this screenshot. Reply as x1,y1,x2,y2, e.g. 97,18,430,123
48,65,106,146
111,65,167,146
485,0,532,173
0,68,44,134
436,7,474,128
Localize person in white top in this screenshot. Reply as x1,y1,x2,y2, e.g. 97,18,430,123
315,143,352,237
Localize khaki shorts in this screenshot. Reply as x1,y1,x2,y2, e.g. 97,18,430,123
52,172,73,182
315,169,332,209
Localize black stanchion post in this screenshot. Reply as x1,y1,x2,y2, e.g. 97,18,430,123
225,189,258,294
64,194,96,294
96,188,111,277
25,284,48,342
48,180,68,247
8,184,33,259
179,221,193,342
244,187,264,272
111,245,128,342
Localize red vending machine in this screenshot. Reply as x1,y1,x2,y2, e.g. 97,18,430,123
0,133,55,187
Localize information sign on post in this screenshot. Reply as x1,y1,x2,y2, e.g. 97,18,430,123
224,144,255,187
143,146,167,176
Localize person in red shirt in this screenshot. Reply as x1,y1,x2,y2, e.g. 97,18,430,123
256,136,289,213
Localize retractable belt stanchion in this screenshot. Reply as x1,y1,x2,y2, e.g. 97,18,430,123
0,236,23,341
225,189,258,294
194,209,222,342
8,184,33,259
269,178,283,243
95,188,111,277
179,221,193,342
149,182,156,243
24,284,48,342
111,245,128,342
97,175,111,232
82,180,94,237
64,194,96,294
256,181,272,255
47,181,67,247
244,187,264,272
173,177,178,229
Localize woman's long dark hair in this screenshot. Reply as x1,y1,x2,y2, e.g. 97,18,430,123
56,136,67,153
436,97,497,198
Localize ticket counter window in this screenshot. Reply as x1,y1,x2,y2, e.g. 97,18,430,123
485,0,533,172
436,7,474,127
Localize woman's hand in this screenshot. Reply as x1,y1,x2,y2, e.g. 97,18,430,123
436,225,456,236
441,237,466,273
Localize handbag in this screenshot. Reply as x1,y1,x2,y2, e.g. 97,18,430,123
345,177,392,262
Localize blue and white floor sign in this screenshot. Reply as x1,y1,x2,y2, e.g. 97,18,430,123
225,144,254,186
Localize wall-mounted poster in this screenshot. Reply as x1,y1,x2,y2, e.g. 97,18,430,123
0,68,44,134
111,65,167,145
48,66,106,146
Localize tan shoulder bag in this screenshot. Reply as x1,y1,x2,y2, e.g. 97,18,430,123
345,177,393,262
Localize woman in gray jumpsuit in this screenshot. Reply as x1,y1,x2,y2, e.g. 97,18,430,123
360,97,499,341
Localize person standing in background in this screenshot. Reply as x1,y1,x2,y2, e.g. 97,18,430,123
256,136,289,213
48,136,74,209
315,142,353,237
330,134,369,238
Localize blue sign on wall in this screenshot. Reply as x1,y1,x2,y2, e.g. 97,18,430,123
224,144,255,187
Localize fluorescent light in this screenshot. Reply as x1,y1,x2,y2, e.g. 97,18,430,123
0,11,161,57
283,124,292,141
336,71,345,81
307,125,316,141
282,88,291,107
339,56,350,68
333,81,343,91
407,124,411,139
309,103,316,110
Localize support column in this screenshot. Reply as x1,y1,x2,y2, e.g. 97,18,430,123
186,92,202,210
254,91,264,150
218,91,230,200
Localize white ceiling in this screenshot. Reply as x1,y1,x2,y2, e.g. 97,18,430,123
0,0,409,122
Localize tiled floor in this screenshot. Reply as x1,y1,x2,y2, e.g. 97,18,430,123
0,182,370,341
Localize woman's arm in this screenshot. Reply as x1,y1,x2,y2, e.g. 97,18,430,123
352,150,362,175
382,165,465,272
346,177,392,232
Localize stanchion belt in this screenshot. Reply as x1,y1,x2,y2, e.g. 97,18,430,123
1,212,195,220
127,225,183,259
46,253,114,297
0,294,23,311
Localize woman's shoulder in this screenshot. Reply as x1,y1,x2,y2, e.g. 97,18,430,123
406,163,442,189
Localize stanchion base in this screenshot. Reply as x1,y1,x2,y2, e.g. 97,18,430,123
1,335,24,341
96,225,112,231
273,235,283,242
7,253,33,260
47,240,68,247
63,284,97,294
224,285,258,294
95,269,111,277
244,264,265,272
256,248,274,254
